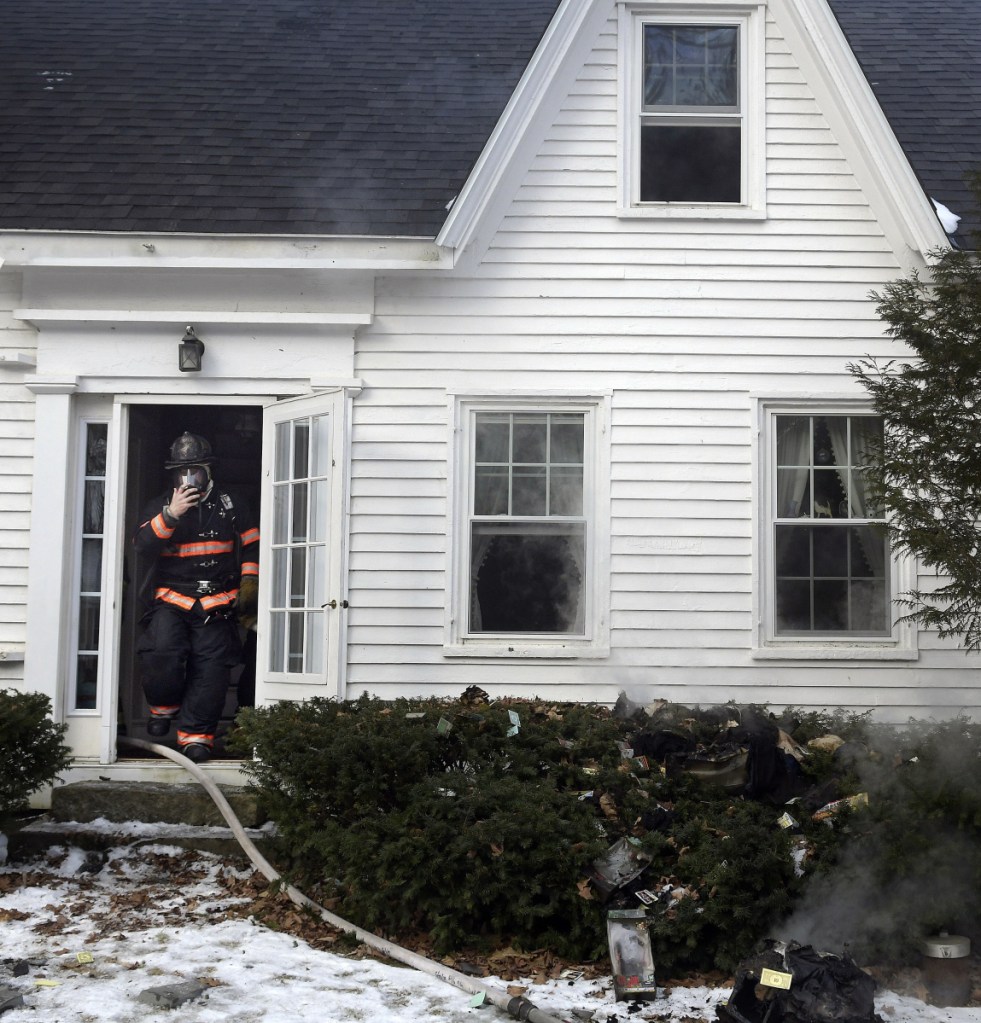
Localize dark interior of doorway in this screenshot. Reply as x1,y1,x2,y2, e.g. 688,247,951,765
118,404,262,761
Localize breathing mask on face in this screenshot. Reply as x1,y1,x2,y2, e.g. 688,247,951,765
172,464,211,492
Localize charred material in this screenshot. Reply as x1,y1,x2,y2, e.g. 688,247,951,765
717,941,879,1023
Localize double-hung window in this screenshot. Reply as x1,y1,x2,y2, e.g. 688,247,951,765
447,398,609,656
758,406,912,657
619,2,765,215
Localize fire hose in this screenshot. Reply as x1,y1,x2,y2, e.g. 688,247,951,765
120,737,572,1023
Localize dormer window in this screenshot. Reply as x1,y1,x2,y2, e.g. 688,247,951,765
642,25,740,202
619,3,765,218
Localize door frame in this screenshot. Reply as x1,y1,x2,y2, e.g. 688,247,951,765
96,388,352,763
257,389,352,705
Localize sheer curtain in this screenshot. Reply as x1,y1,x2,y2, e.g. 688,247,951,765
825,418,885,576
776,418,810,518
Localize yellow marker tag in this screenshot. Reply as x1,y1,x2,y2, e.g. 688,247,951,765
760,968,793,990
34,980,61,988
76,952,94,964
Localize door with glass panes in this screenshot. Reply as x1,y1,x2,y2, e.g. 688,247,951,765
258,392,348,698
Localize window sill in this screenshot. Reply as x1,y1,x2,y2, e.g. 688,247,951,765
443,642,610,660
617,203,766,221
752,644,917,662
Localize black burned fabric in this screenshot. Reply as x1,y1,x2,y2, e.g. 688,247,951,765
719,941,879,1023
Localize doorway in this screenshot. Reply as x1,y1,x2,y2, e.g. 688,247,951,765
117,403,262,758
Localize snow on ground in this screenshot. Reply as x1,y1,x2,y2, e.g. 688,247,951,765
0,841,979,1023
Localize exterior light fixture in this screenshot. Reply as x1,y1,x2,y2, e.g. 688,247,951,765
178,325,205,372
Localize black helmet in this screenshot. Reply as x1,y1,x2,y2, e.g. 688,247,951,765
164,431,214,469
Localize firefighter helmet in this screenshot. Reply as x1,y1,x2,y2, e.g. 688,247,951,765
164,431,214,469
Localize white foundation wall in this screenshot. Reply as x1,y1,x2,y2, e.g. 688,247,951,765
0,267,33,684
342,8,981,718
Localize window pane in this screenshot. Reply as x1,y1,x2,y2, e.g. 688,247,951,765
813,469,846,518
307,545,327,606
310,479,328,542
850,417,882,466
813,527,848,576
470,527,584,634
78,595,101,650
475,415,510,463
273,485,289,545
776,579,810,632
291,482,308,542
777,416,810,466
813,417,842,466
849,468,881,518
474,467,509,515
290,547,307,607
271,548,288,607
550,466,583,516
274,422,290,482
851,580,888,632
550,415,585,463
776,467,809,518
513,415,548,463
512,467,547,516
640,124,741,202
311,415,330,477
75,655,98,710
269,611,286,671
287,612,304,672
775,525,810,577
293,421,310,479
305,612,324,674
850,525,887,579
83,480,104,533
85,423,108,475
644,26,738,107
813,580,848,631
81,538,102,591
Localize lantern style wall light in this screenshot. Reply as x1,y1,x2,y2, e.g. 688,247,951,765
178,325,206,372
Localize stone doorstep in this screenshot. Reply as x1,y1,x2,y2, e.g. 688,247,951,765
6,816,277,864
5,779,271,863
51,780,265,828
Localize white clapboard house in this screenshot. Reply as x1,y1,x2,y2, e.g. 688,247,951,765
0,0,978,780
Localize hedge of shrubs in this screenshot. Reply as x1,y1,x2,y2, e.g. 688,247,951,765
230,693,981,976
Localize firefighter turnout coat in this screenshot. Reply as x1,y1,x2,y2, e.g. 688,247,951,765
134,487,259,612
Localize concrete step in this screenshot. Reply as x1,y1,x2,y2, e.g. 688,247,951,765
6,780,273,864
51,780,265,828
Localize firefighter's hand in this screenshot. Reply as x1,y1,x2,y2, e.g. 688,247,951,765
237,576,259,619
168,484,201,518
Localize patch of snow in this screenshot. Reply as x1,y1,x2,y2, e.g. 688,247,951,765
932,198,962,235
1,842,978,1023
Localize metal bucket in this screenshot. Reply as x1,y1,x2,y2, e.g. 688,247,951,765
920,933,971,1007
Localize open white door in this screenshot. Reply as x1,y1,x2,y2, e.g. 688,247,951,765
257,390,349,702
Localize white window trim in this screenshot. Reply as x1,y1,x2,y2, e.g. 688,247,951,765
617,0,766,219
444,393,611,659
752,398,917,661
65,415,111,716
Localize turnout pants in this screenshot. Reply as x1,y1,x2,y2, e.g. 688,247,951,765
137,601,242,749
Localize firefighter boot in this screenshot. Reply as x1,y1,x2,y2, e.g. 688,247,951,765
147,714,176,737
181,742,211,763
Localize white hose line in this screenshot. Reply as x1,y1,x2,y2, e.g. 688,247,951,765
119,737,573,1023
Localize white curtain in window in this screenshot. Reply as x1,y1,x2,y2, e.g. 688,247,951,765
776,418,810,518
826,418,885,576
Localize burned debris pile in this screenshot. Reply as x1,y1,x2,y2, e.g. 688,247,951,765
232,693,981,985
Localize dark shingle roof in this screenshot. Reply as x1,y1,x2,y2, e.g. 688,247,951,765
0,0,561,236
0,0,976,239
829,0,981,241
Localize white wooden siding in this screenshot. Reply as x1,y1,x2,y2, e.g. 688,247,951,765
0,268,33,679
342,7,980,719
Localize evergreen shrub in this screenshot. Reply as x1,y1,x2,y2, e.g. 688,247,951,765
231,696,981,974
0,689,72,827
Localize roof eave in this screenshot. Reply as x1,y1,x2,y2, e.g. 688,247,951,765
0,229,457,272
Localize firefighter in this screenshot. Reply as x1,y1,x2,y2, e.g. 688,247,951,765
134,431,259,762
